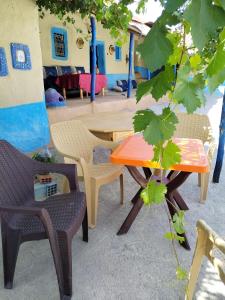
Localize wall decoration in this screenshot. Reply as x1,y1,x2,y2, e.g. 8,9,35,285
11,43,32,70
0,47,8,76
76,37,84,49
51,27,68,60
109,45,115,55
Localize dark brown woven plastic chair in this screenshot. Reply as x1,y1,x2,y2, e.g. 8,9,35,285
0,140,88,300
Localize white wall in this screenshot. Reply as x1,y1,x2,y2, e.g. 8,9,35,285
0,0,44,107
39,12,130,74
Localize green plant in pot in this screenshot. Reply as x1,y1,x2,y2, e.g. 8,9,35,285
32,146,56,178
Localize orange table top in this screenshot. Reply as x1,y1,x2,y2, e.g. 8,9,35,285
111,135,209,173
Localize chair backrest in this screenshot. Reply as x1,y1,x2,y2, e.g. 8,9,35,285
186,220,225,299
51,120,98,164
174,113,212,143
75,66,85,74
0,140,34,207
43,66,58,78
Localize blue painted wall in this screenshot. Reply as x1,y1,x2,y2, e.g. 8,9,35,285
0,100,50,153
134,66,149,79
106,73,133,89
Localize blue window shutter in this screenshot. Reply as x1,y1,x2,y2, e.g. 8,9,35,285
115,46,121,60
96,44,106,74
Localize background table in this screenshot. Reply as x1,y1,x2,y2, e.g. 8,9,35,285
56,73,107,99
76,111,134,141
111,135,209,250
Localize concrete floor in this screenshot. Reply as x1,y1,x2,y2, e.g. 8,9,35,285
0,90,224,300
47,90,165,125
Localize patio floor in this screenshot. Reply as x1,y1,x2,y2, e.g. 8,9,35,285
47,90,164,125
0,91,224,299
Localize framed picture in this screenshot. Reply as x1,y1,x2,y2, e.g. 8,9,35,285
0,47,8,76
11,43,32,70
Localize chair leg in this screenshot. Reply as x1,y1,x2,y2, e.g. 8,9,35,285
1,227,21,289
89,180,99,228
58,235,73,298
82,209,88,242
119,173,124,205
198,173,201,187
200,173,209,203
186,229,206,300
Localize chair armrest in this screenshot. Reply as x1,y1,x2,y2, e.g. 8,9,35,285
0,206,55,240
33,161,79,191
0,205,44,216
0,205,62,276
97,140,119,151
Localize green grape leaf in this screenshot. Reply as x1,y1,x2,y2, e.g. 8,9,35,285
143,107,178,145
214,0,225,10
207,68,225,92
149,66,175,100
184,0,225,50
136,80,153,102
190,54,202,70
137,22,173,71
164,232,185,242
207,29,225,76
173,66,205,113
164,232,175,240
134,108,178,146
136,66,175,101
144,118,163,145
207,42,225,76
167,32,188,66
160,108,179,140
161,141,181,169
173,211,185,234
158,11,180,27
176,266,187,280
133,110,155,132
168,46,182,66
141,180,167,205
164,0,186,13
175,235,185,243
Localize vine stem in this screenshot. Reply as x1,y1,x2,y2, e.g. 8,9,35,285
163,203,180,267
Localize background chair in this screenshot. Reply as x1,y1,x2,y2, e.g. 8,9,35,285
75,66,85,74
51,120,124,228
186,219,225,299
174,113,216,202
0,140,88,300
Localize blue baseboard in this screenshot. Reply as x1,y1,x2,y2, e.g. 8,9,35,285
0,100,50,153
106,74,133,89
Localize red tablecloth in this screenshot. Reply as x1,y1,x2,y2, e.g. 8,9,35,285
56,73,107,94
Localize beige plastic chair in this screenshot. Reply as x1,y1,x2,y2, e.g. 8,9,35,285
50,120,124,228
174,113,216,203
186,220,225,300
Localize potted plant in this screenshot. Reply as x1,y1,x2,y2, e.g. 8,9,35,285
32,146,56,183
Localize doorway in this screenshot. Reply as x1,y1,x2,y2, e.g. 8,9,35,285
90,41,106,74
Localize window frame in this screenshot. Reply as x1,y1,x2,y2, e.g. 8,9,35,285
51,27,68,61
115,45,122,61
